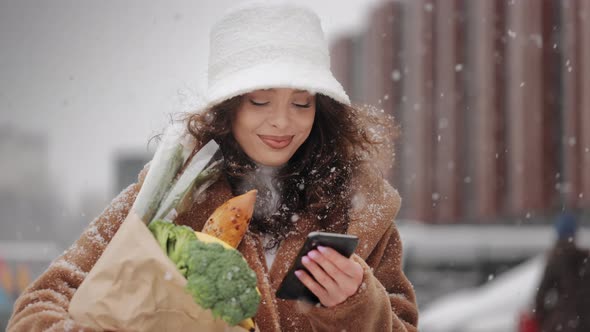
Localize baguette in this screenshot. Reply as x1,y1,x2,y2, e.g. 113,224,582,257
201,190,257,248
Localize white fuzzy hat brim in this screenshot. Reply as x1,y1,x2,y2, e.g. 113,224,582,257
205,62,350,108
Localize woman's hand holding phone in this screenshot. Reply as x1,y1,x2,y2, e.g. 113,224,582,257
294,246,363,307
275,232,360,305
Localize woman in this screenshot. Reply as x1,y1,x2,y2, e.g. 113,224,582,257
8,2,418,331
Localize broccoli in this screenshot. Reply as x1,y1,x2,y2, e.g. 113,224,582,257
186,240,260,326
148,220,197,277
148,220,260,326
149,220,175,251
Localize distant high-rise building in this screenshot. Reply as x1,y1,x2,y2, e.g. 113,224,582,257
329,0,590,224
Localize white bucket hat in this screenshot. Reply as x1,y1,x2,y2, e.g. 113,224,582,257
205,1,350,108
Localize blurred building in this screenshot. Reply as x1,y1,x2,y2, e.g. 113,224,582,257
0,126,63,323
114,150,152,194
330,0,590,224
0,126,60,241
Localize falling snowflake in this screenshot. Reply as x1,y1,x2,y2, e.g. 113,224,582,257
447,161,455,170
529,34,542,48
508,29,517,38
569,137,577,146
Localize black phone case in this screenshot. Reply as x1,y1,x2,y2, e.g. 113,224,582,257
275,231,359,304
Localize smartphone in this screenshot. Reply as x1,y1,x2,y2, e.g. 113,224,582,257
275,231,359,304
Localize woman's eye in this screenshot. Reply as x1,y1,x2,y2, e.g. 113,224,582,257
250,99,269,106
293,102,311,108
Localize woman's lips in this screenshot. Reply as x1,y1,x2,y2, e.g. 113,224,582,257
259,135,293,149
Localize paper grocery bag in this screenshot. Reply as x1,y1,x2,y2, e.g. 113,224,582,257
69,212,252,332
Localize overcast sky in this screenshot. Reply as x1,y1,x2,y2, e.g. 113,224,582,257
0,0,382,209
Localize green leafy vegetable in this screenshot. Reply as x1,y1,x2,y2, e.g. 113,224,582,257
148,220,260,326
186,240,260,326
148,220,197,277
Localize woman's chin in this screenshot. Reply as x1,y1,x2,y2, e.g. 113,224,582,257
252,155,290,168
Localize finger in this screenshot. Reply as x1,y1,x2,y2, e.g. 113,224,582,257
317,246,364,279
309,249,363,294
294,269,329,300
301,255,339,293
295,270,346,307
307,250,351,286
308,250,361,299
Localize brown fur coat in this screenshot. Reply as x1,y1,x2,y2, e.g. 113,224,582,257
8,165,418,331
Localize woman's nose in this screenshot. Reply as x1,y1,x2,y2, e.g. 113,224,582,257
266,104,290,128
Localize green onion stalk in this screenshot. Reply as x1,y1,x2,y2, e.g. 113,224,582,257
131,123,221,224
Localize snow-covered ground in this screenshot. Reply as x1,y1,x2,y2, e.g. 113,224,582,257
418,255,544,332
396,222,590,332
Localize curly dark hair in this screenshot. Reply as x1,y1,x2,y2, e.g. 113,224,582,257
185,94,395,249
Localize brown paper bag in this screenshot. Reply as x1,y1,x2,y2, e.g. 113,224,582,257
69,212,254,332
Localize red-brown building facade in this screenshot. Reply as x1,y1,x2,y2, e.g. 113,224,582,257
330,0,590,223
